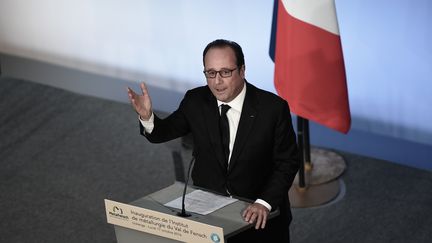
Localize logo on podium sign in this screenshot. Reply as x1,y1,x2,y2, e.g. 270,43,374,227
108,205,129,220
211,233,221,243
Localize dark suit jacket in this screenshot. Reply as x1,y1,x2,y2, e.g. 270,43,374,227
141,82,300,242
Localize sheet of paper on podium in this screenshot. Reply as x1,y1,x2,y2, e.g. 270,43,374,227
164,190,238,215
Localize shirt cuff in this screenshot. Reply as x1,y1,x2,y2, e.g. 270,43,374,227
255,199,272,211
139,113,154,134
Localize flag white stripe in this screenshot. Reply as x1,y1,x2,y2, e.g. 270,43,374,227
281,0,340,35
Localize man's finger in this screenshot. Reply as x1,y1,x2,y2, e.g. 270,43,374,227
140,82,153,109
248,212,257,224
140,82,149,96
127,87,133,97
255,213,263,229
244,205,256,222
261,212,267,229
127,88,136,104
242,207,248,218
242,205,251,218
243,208,251,222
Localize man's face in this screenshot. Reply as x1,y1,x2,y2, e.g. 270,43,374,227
204,47,245,103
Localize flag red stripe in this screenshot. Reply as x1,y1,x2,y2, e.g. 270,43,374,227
274,2,351,133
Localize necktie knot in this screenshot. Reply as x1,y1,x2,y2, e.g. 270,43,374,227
220,104,231,116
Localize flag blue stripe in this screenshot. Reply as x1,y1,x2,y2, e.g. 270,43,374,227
269,0,278,62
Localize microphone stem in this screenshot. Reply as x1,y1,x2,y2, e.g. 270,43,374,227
178,156,195,217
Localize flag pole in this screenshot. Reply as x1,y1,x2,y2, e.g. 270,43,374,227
288,116,342,208
302,118,346,184
296,116,306,189
303,119,312,171
302,117,346,186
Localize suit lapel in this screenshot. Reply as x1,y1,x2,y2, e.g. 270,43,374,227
228,83,258,171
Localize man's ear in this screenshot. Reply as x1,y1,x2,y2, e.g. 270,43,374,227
240,65,246,79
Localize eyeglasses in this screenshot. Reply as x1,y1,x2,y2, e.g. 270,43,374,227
203,68,237,78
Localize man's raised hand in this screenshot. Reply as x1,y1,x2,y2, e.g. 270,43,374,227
127,82,153,120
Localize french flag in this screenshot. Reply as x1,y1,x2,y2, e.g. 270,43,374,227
270,0,351,133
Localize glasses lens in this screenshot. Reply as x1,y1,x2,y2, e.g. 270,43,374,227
205,70,216,78
220,70,232,78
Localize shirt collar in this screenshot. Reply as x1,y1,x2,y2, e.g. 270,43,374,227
217,82,246,113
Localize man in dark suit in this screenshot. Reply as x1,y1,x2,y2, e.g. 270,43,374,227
127,39,300,242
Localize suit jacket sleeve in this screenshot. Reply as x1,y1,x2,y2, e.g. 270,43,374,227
259,100,300,209
140,91,192,143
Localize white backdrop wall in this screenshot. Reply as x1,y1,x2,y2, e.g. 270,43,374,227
1,0,431,146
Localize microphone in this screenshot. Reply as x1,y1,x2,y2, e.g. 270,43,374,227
177,154,195,217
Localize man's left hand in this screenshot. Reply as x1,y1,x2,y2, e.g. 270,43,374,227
242,203,270,229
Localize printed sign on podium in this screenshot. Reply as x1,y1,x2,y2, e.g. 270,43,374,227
105,199,224,243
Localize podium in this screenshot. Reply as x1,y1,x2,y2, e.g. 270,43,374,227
106,182,278,243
